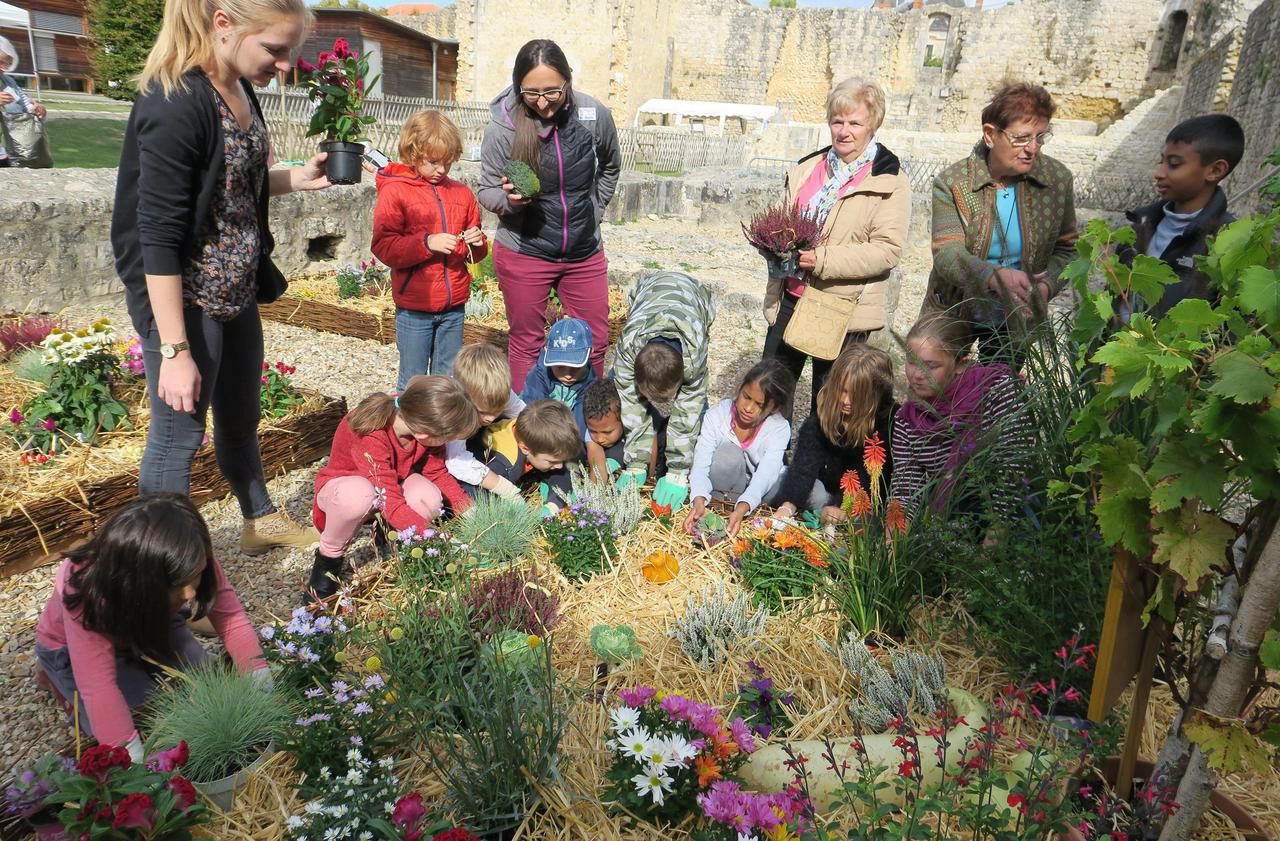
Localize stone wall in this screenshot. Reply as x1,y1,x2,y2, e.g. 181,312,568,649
1226,0,1280,212
1178,31,1237,118
0,165,744,314
399,0,1164,131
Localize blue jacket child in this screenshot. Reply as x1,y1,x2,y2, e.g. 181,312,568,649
520,317,599,434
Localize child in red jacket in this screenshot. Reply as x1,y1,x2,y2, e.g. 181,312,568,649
372,110,487,389
308,375,480,602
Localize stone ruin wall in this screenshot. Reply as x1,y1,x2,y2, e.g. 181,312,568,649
402,0,1164,131
1224,0,1280,211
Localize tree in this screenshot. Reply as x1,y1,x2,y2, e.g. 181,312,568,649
313,0,388,15
87,0,163,101
768,0,797,7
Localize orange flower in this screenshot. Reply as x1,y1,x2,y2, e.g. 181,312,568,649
774,528,804,550
712,732,739,760
839,469,863,496
864,433,886,501
695,754,722,788
650,501,672,518
732,538,751,557
885,498,907,536
849,489,873,519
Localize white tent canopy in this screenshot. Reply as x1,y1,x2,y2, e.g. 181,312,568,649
0,1,40,83
633,98,782,135
0,1,29,29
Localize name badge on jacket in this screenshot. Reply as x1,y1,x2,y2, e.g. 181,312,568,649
578,107,597,122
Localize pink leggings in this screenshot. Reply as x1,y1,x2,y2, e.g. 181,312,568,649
492,241,609,391
315,474,442,557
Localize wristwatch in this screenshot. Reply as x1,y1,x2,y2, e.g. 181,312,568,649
159,341,190,359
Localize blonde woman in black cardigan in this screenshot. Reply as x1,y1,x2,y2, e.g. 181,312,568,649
112,0,330,555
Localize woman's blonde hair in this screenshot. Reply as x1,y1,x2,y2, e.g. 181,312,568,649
348,375,479,440
452,343,512,416
139,0,312,97
826,76,886,132
816,344,893,447
399,110,463,167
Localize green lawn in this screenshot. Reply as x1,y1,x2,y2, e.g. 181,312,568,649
48,118,127,168
44,101,132,113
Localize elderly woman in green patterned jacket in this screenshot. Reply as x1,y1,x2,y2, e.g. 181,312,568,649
924,82,1078,363
613,271,716,510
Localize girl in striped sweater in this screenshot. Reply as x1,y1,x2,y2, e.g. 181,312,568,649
891,313,1033,540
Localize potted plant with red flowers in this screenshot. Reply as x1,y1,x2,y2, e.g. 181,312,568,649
295,37,380,185
41,742,208,840
742,201,826,279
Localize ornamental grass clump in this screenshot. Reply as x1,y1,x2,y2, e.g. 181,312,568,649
569,464,645,534
742,201,825,258
669,582,769,670
542,501,616,581
451,495,542,565
145,662,290,784
0,314,59,359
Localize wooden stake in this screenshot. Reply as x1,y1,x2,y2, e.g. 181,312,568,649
1117,617,1168,802
1089,548,1149,722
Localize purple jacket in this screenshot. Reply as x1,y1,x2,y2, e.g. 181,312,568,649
477,86,621,263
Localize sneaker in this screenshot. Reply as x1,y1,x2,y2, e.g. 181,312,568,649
240,510,320,556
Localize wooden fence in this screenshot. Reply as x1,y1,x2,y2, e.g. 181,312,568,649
256,87,750,173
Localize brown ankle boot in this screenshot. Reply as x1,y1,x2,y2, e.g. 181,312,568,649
241,510,320,556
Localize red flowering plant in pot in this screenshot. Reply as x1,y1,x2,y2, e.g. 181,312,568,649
295,37,380,185
40,742,208,840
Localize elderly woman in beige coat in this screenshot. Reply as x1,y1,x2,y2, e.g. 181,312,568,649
762,76,910,418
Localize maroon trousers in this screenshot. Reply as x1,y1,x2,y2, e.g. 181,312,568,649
493,241,609,391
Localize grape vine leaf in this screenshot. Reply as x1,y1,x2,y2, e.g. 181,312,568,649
1236,265,1280,329
1151,507,1233,591
1184,710,1272,775
1261,630,1280,672
1148,439,1227,511
1161,297,1227,339
1128,255,1180,303
1208,349,1277,405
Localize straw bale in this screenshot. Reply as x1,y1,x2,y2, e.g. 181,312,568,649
261,274,628,348
0,372,346,578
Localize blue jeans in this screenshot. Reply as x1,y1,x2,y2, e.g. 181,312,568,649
396,305,465,390
140,302,274,518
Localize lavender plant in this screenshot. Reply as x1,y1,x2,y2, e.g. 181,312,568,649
542,502,616,581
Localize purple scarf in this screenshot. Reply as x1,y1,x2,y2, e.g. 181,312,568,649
899,362,1014,510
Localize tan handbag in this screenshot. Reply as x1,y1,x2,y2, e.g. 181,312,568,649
782,286,857,360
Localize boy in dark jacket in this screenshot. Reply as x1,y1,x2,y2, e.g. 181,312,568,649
1120,114,1244,318
520,317,598,434
372,110,487,388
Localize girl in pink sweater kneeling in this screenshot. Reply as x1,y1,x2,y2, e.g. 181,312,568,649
35,494,269,762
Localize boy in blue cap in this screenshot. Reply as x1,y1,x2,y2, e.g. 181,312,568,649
520,316,599,434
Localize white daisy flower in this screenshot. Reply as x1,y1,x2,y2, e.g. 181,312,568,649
617,727,652,764
631,769,674,805
610,706,641,733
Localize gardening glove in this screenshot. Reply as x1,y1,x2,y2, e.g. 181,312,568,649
801,509,822,530
654,472,690,510
605,456,621,474
540,502,559,518
538,482,551,504
126,734,145,764
490,475,522,501
616,466,646,490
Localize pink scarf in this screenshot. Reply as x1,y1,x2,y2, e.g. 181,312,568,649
899,363,1013,510
784,155,875,297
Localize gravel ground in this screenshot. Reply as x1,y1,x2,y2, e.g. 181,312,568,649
0,215,935,782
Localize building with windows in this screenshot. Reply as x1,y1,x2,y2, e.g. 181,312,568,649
0,0,92,93
301,9,458,100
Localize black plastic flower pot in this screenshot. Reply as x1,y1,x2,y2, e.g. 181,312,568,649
319,140,365,185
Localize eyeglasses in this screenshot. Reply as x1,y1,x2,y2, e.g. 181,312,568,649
520,86,567,104
999,128,1053,148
